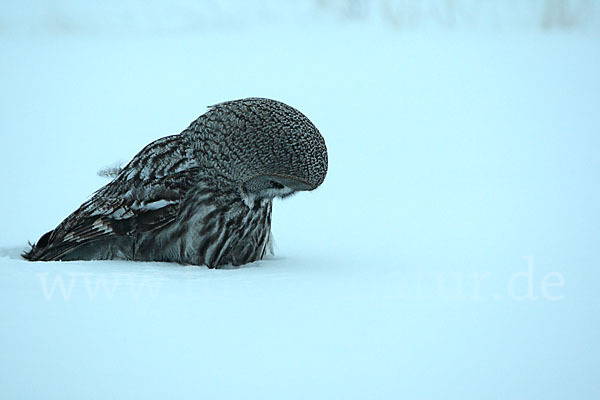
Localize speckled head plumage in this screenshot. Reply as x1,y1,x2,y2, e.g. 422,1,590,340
185,98,328,198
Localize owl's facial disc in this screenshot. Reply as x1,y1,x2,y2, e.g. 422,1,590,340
243,175,313,200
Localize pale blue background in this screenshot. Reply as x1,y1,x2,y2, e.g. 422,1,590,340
0,1,598,399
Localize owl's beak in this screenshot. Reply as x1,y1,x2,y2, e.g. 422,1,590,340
270,175,315,192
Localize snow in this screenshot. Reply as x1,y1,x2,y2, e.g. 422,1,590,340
1,1,599,399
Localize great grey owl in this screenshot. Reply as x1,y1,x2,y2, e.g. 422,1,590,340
23,98,328,268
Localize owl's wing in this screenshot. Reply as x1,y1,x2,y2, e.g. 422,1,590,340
24,167,200,261
24,134,201,261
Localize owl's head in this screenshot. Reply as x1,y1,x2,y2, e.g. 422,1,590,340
192,98,328,201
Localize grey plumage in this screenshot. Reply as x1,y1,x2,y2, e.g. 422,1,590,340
23,98,328,268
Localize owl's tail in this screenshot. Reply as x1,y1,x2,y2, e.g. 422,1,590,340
22,230,55,261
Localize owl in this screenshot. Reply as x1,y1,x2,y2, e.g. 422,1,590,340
23,98,328,268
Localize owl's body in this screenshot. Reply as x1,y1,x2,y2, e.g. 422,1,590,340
23,98,327,268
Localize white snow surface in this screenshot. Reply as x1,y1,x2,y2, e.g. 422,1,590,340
1,2,599,399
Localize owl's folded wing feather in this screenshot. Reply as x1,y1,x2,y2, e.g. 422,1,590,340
23,165,200,261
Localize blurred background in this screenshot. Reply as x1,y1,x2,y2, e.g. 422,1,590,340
0,1,599,399
1,0,599,34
